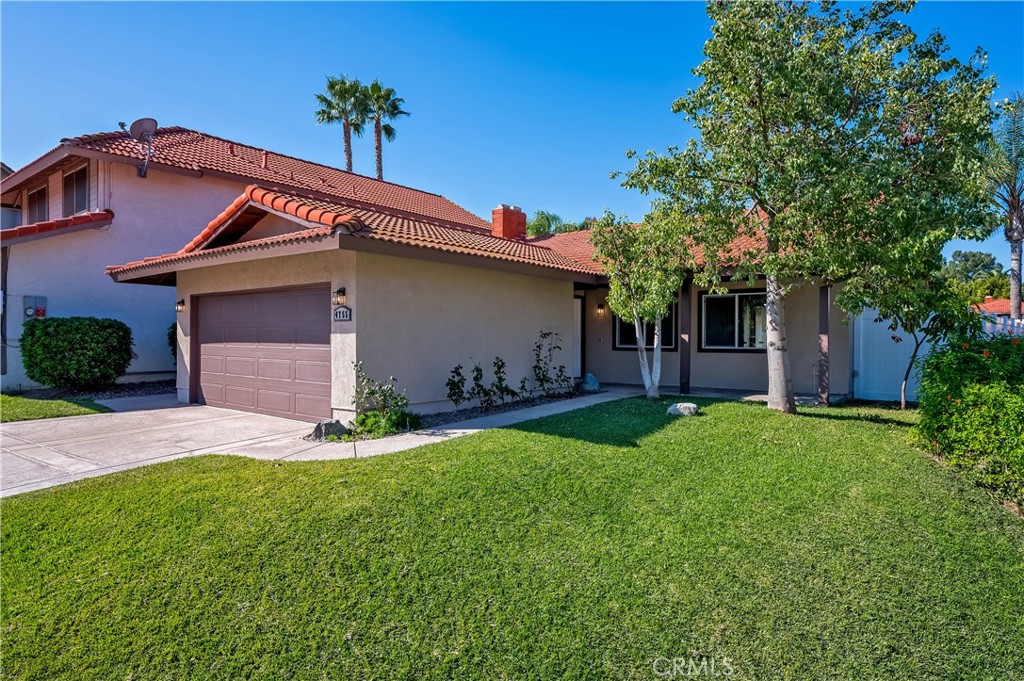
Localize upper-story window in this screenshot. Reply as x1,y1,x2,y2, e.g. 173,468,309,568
63,166,89,216
27,186,48,223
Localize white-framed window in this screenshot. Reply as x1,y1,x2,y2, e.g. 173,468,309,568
27,186,48,223
63,165,89,216
700,291,767,351
613,302,678,351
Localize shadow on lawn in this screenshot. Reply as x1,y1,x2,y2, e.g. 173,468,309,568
502,395,718,448
797,408,914,429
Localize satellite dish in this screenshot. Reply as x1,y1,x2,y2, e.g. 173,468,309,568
126,118,158,178
128,117,158,142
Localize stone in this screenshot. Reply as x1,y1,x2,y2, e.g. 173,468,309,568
666,402,699,417
311,419,348,440
581,373,600,394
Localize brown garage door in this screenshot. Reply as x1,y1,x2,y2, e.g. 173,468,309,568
195,286,331,422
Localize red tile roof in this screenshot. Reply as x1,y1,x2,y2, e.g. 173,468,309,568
5,127,490,231
0,210,115,245
107,187,598,279
975,297,1024,317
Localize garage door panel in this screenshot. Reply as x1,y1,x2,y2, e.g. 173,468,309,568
196,286,331,422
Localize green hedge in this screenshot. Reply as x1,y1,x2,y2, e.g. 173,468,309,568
20,317,137,390
917,334,1024,505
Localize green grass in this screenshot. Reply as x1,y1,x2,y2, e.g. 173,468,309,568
2,398,1022,680
0,394,110,422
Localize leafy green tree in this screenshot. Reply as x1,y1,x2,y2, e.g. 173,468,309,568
986,93,1024,320
949,271,1011,305
941,250,1004,282
314,76,368,173
620,0,995,413
364,80,409,181
589,212,684,399
526,210,564,237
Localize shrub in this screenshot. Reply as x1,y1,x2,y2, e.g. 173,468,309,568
532,330,573,397
490,356,518,404
467,361,496,409
352,362,410,419
167,323,177,362
917,334,1024,505
354,409,422,439
20,317,136,390
446,364,467,409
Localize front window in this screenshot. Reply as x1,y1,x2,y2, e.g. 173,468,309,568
27,187,48,223
613,302,678,351
701,291,767,351
63,166,88,216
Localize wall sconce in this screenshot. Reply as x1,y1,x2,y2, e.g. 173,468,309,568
175,299,185,313
333,287,347,305
596,303,606,317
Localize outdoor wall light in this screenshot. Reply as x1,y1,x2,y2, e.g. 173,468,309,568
175,299,185,313
596,303,606,317
333,288,347,306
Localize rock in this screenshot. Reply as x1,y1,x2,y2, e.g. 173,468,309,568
667,402,699,417
581,373,600,394
311,419,348,440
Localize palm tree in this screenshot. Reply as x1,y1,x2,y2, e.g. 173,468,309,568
527,210,564,236
988,93,1024,320
364,80,409,181
314,76,368,173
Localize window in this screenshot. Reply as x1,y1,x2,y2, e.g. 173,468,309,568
613,302,678,351
63,166,88,216
700,291,767,351
27,187,48,223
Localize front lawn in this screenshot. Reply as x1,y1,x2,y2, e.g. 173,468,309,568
0,394,111,422
3,398,1022,679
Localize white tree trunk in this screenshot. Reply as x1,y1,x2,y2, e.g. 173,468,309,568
650,318,663,399
633,316,655,398
1010,237,1022,322
765,275,797,414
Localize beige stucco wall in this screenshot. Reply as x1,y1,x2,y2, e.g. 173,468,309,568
582,288,681,388
356,251,574,414
2,161,246,390
174,249,357,417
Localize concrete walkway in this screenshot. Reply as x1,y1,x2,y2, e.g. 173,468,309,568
1,388,640,497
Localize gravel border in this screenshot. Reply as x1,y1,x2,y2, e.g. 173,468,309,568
11,379,176,402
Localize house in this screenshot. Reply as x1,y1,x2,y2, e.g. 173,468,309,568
0,126,492,390
975,296,1024,318
106,182,853,423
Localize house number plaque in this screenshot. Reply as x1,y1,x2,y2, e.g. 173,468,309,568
333,306,352,322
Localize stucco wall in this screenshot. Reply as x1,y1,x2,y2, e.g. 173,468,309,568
356,251,575,414
582,288,681,388
174,249,357,416
2,161,246,390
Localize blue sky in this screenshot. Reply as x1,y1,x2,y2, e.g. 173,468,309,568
2,1,1022,264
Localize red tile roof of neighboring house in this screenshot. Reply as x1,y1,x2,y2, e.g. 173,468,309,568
975,297,1024,317
0,210,115,245
3,127,490,231
107,187,597,279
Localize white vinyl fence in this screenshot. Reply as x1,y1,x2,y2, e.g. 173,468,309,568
852,310,1023,403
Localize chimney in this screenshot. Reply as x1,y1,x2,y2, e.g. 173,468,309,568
985,295,994,302
492,204,527,240
260,150,268,169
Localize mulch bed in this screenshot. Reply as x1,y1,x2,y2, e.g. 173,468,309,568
13,379,176,402
418,390,590,430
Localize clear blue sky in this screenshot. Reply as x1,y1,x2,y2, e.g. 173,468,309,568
2,1,1022,263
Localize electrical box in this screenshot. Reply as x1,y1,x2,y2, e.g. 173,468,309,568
23,296,47,319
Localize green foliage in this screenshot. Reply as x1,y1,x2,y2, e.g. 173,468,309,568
490,356,518,404
353,409,422,439
20,317,136,390
352,362,409,421
531,330,572,397
314,75,367,171
950,272,1012,305
918,334,1024,504
526,210,564,237
0,395,110,422
445,364,467,409
466,361,496,409
941,250,1005,283
365,79,409,180
167,323,177,361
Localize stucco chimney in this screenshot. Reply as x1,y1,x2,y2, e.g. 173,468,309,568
985,295,994,302
492,204,527,240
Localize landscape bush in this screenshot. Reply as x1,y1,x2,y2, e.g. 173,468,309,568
352,362,419,438
20,317,136,390
917,334,1024,505
167,323,177,361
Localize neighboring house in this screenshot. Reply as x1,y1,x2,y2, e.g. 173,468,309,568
107,181,854,423
975,296,1024,318
0,126,491,390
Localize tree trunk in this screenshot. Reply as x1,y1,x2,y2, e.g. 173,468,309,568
633,316,655,398
1010,237,1022,321
901,332,923,410
765,275,797,414
343,118,353,173
375,118,383,180
650,317,663,400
